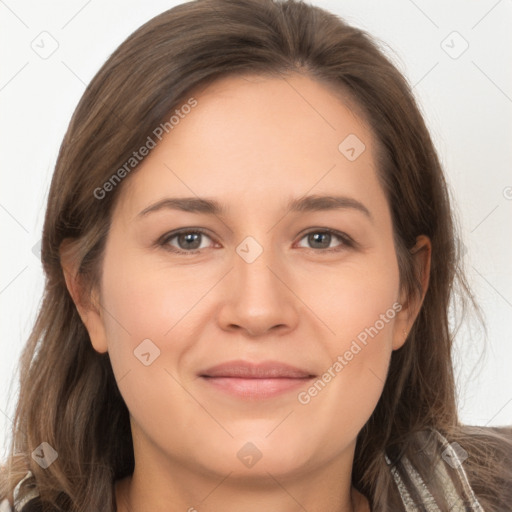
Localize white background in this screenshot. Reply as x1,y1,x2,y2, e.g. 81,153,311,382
1,0,511,460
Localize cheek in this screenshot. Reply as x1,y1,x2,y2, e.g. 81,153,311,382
97,249,205,402
99,244,214,342
97,253,207,439
302,248,400,349
296,251,400,422
295,301,397,453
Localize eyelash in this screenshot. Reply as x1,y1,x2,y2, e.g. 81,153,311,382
157,228,356,255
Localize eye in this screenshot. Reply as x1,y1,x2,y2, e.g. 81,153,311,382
296,229,354,251
159,229,216,254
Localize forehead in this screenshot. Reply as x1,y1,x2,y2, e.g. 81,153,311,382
114,72,385,220
176,72,374,158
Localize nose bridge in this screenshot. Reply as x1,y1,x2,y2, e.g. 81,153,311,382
217,234,299,335
236,240,277,291
234,234,284,303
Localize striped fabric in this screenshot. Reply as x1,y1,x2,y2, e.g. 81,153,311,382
385,430,485,511
0,470,38,512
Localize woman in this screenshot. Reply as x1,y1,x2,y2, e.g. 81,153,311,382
1,0,511,510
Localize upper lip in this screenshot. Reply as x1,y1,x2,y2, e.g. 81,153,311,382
199,360,315,379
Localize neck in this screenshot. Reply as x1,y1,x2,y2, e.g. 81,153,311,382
115,461,370,512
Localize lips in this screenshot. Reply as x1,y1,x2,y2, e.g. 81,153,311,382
199,360,315,379
198,360,316,399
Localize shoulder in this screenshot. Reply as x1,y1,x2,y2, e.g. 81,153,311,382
386,426,512,511
0,471,40,512
456,425,512,509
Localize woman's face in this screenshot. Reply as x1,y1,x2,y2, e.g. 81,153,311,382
73,73,426,486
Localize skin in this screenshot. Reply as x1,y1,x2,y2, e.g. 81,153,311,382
62,73,430,512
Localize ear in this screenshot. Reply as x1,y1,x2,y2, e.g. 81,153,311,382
392,234,431,350
59,238,108,354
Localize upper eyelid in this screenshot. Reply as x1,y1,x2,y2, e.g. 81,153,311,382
161,227,213,238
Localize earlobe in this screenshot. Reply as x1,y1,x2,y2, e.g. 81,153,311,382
392,235,432,351
59,238,109,354
392,327,409,351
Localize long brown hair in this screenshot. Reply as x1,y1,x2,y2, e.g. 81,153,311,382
1,0,510,510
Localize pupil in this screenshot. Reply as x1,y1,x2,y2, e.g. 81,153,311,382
309,232,330,248
178,232,201,249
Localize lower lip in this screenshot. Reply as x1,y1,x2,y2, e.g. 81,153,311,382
201,376,314,399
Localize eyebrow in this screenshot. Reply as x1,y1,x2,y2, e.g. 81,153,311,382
137,194,373,221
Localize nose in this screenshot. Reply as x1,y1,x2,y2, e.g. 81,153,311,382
216,242,300,337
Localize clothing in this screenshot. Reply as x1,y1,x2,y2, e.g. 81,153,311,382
385,429,485,511
0,470,38,512
0,430,486,511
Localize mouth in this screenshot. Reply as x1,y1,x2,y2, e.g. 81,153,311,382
198,360,316,400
